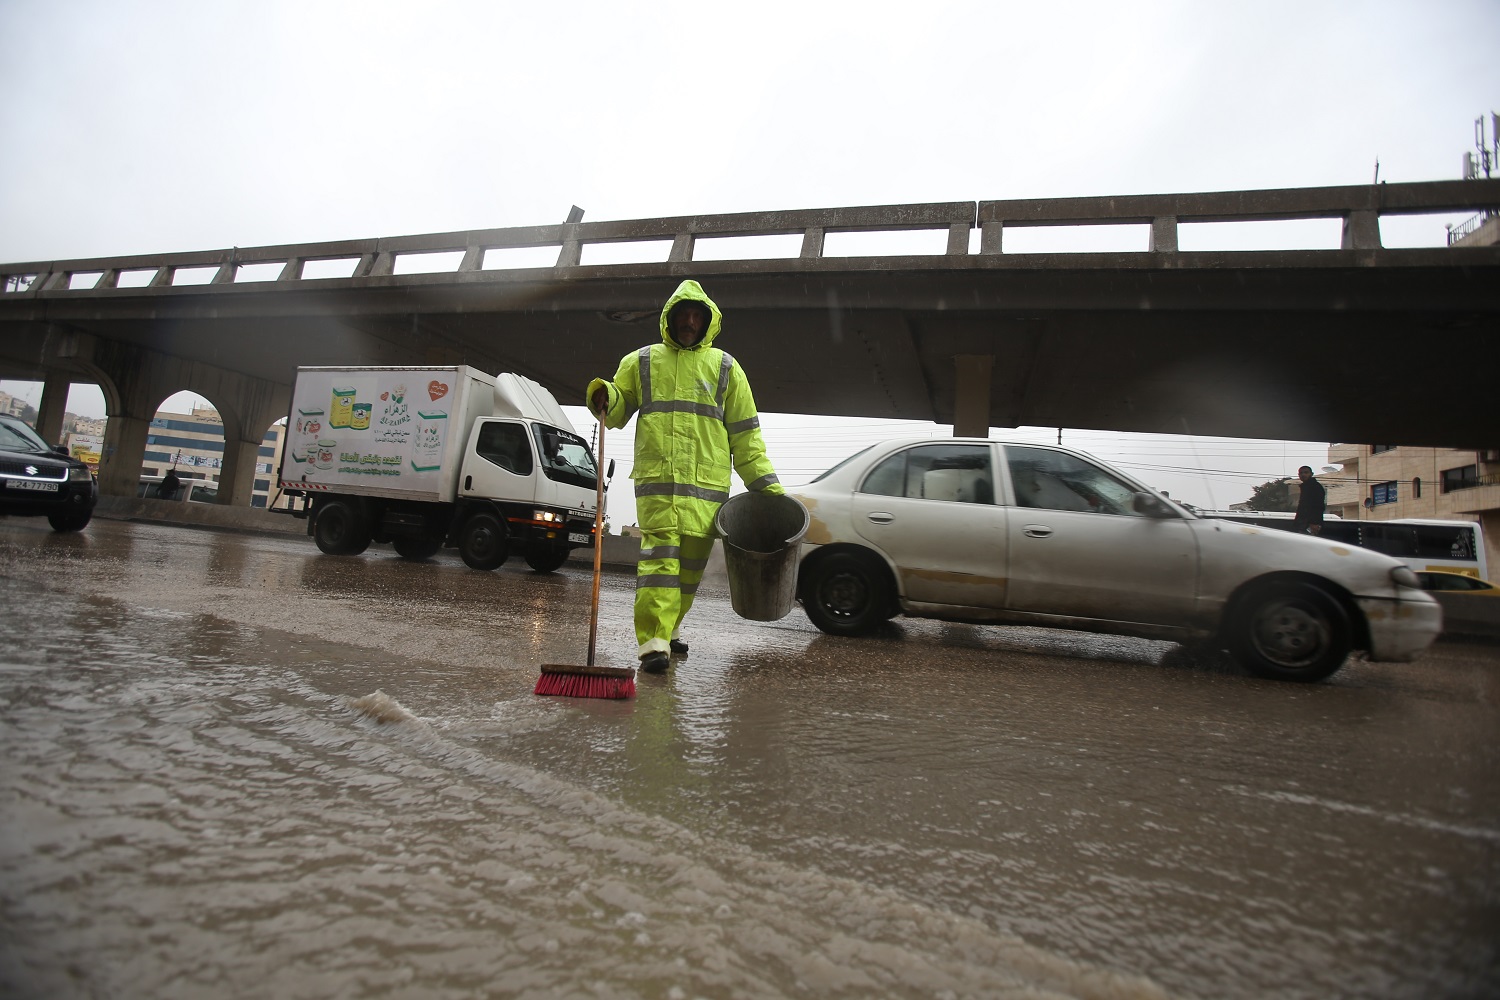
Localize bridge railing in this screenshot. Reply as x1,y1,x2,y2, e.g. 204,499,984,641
4,179,1499,295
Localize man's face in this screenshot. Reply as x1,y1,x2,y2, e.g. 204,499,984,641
670,303,710,347
1298,468,1312,482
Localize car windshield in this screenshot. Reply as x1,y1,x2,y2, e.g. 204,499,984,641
0,417,52,454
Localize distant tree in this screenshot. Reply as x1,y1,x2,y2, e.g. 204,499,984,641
1246,478,1296,512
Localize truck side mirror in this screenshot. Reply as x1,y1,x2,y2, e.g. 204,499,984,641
606,459,615,481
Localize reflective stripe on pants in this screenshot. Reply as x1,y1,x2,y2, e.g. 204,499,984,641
635,531,715,657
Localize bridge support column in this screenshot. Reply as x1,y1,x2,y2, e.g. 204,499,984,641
33,373,71,445
953,355,993,438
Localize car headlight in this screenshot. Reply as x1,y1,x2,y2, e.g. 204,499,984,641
533,509,563,523
68,466,92,482
1390,565,1421,589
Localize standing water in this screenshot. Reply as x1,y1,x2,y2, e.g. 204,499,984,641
1,518,1496,998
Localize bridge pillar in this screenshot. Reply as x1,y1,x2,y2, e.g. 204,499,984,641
953,355,994,438
33,373,71,445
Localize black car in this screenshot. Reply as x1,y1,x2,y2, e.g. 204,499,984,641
0,413,98,532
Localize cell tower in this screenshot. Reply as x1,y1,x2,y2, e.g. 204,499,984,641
1461,113,1499,180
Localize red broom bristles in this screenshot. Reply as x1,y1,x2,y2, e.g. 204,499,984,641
534,669,636,700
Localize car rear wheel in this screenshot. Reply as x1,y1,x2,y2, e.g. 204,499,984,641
1229,581,1351,682
459,512,508,571
802,551,893,636
313,500,372,555
392,536,443,561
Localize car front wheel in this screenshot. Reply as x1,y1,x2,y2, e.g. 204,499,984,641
1229,581,1352,682
801,551,893,636
47,510,92,532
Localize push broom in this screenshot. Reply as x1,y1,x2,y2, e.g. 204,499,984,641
535,417,636,700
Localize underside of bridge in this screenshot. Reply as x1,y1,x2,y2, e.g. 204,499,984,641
3,254,1496,452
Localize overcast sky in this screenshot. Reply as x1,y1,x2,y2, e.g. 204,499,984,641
1,0,1495,513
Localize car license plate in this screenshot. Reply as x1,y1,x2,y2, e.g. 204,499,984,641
568,532,591,545
8,479,58,492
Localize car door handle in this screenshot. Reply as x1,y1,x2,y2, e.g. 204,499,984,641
1022,524,1053,538
867,512,895,524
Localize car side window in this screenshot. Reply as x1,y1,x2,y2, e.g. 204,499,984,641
859,444,994,503
1005,445,1140,515
476,421,533,476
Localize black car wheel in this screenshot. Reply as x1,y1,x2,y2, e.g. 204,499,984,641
47,510,92,533
802,551,893,636
459,513,508,571
313,500,372,555
1229,581,1352,682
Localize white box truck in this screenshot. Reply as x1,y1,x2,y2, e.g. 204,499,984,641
277,366,606,573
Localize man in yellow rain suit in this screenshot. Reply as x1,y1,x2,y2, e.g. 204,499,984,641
589,279,783,674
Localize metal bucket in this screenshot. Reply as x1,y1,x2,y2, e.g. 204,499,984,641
713,492,810,622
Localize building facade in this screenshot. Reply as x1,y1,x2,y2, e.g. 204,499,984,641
143,406,287,509
1325,443,1500,579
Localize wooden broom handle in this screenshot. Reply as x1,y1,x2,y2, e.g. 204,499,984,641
586,418,605,666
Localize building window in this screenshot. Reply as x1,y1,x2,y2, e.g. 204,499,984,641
1441,465,1480,493
1412,477,1421,499
1371,481,1399,505
1372,445,1397,454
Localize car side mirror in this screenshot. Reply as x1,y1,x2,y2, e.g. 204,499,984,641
1133,492,1176,518
53,444,69,456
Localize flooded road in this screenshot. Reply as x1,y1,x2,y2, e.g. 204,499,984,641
1,517,1496,999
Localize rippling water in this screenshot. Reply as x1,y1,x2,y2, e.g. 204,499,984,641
2,519,1497,998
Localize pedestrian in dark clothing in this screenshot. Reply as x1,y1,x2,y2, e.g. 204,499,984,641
1293,466,1325,535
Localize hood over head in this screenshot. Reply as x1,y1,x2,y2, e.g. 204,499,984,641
659,279,722,351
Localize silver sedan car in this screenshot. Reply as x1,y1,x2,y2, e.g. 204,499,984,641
788,437,1442,682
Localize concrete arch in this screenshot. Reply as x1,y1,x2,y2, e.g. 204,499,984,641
33,328,288,505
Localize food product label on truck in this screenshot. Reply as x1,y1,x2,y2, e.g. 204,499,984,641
286,369,461,493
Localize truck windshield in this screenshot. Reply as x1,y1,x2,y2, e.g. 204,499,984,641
532,426,598,490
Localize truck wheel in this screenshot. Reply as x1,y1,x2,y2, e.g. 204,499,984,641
1228,581,1351,682
393,536,443,561
314,500,371,555
459,513,508,571
525,546,571,573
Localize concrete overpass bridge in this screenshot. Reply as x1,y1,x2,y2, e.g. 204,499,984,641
3,179,1498,505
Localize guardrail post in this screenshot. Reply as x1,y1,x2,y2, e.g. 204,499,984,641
459,246,483,271
800,227,825,259
556,225,583,267
668,233,695,263
278,259,304,281
1341,210,1382,250
39,271,70,291
1150,216,1178,253
979,221,1003,254
366,252,395,277
946,222,971,255
148,266,175,288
